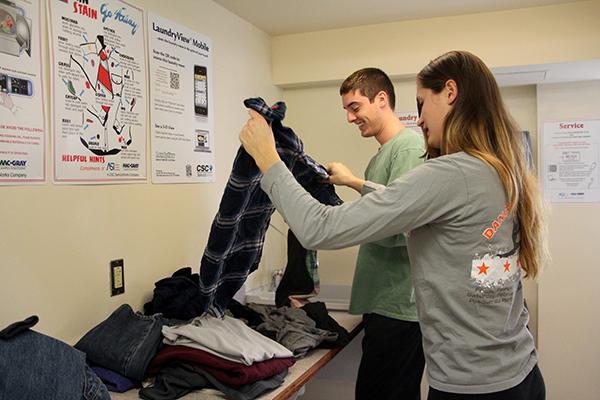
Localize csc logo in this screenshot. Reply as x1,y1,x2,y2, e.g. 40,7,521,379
197,164,213,173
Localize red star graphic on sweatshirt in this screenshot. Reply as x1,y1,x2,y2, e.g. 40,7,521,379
503,261,511,272
478,263,490,275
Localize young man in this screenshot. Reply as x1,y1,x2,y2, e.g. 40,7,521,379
327,68,426,400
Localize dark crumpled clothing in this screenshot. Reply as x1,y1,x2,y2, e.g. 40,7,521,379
226,299,264,327
276,229,319,307
248,304,338,358
301,301,350,348
0,315,39,339
139,363,287,400
144,267,203,320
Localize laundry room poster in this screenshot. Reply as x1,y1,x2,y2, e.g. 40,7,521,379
542,119,600,203
148,12,214,184
48,0,147,183
0,0,45,185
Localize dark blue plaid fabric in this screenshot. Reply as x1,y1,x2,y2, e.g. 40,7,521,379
198,98,342,317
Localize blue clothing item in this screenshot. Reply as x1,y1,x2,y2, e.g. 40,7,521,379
0,317,110,400
198,97,342,317
91,366,138,393
75,304,163,381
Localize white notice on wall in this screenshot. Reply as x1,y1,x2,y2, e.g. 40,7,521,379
542,120,600,202
148,13,215,183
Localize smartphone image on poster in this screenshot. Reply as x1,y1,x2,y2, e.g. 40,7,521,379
193,65,208,117
0,73,33,96
194,129,210,152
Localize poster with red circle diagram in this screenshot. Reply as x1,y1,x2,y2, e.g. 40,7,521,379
48,0,147,183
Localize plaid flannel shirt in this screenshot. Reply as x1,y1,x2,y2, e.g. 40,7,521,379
198,98,342,317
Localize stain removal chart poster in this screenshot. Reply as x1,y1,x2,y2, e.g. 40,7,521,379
148,12,214,183
542,120,600,203
48,0,147,183
0,0,45,185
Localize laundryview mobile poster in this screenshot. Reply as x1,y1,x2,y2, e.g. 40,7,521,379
148,12,214,183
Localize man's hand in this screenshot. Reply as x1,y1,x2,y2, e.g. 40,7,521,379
239,109,281,173
326,162,365,193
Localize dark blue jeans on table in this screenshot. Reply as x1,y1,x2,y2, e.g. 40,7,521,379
0,316,109,400
197,97,342,318
75,304,164,381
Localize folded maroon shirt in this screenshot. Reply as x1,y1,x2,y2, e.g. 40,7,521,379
146,345,295,386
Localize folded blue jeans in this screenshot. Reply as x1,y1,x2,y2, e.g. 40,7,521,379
75,304,163,381
0,318,109,400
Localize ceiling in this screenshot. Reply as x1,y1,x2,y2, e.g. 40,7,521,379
213,0,582,36
212,0,600,86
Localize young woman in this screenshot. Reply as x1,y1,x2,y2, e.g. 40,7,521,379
239,50,547,399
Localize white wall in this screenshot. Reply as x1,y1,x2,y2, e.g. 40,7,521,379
0,0,285,344
537,80,600,400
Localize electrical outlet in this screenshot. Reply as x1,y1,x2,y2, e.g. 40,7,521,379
110,259,125,296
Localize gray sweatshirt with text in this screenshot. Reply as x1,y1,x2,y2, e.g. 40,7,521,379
261,151,537,394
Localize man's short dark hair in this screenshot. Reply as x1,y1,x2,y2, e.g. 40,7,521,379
340,67,396,110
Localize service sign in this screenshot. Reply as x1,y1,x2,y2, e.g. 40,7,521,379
542,120,600,202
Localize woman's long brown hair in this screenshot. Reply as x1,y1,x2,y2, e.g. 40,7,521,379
418,51,548,278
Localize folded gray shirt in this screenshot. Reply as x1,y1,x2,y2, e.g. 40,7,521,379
162,314,293,365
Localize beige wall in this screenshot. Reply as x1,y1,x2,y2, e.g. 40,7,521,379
272,0,600,86
0,0,284,344
537,80,600,400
